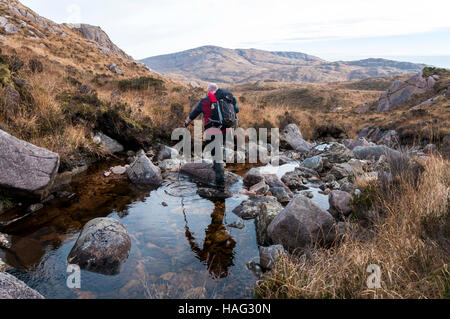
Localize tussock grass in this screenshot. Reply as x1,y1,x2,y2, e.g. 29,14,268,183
255,156,450,299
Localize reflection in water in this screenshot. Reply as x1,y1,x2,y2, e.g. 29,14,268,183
1,160,260,299
183,200,236,279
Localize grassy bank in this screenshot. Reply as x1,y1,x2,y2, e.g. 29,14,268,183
255,156,449,299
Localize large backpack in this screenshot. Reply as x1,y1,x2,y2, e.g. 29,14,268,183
209,96,238,129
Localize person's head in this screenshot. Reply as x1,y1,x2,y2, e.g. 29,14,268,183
207,83,218,94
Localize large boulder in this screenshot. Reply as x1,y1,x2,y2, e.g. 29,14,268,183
328,190,353,218
67,218,131,275
126,150,162,186
0,129,60,199
280,124,312,153
353,145,402,162
377,73,436,112
181,160,239,187
0,272,44,299
64,23,131,59
267,195,335,251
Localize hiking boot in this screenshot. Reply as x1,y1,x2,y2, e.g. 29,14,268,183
213,161,225,189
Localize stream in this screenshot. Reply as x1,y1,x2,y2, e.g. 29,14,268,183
0,160,328,299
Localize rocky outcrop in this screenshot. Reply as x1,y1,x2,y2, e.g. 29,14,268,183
0,272,44,299
108,63,124,75
0,16,19,35
180,160,239,187
267,195,335,251
377,72,436,112
0,129,60,199
67,218,131,275
64,23,131,59
280,124,312,153
126,150,162,186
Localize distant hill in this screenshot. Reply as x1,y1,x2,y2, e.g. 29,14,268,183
140,46,425,84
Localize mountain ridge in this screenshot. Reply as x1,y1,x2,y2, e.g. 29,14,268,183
140,45,425,84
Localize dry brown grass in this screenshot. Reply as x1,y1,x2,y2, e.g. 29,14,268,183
230,73,449,145
0,28,195,170
255,156,450,299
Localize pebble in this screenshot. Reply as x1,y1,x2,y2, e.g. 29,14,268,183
111,166,127,175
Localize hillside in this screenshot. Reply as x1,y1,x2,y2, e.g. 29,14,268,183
140,46,425,84
229,68,450,153
0,0,195,171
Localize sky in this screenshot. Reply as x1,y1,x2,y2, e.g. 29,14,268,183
21,0,450,68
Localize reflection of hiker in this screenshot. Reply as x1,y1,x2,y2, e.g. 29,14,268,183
184,83,239,191
184,201,236,278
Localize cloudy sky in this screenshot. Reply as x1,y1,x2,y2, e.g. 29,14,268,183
21,0,450,67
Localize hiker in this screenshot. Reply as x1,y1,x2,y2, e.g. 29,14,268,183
184,83,239,191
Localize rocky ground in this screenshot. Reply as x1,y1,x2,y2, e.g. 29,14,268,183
2,116,446,298
0,0,449,299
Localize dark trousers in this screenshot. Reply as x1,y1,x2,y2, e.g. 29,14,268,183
206,132,226,189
